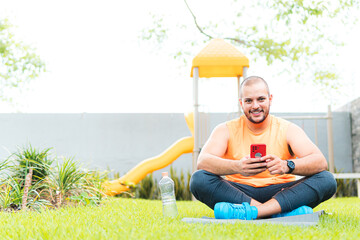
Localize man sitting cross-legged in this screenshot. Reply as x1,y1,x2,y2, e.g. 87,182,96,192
189,76,337,220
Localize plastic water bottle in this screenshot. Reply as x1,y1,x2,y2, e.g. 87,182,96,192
159,172,178,217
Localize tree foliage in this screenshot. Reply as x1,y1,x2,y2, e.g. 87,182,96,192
140,0,359,96
0,18,45,102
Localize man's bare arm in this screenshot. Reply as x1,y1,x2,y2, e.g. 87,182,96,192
286,123,328,175
197,123,267,176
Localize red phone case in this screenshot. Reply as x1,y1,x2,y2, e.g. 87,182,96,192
250,144,266,158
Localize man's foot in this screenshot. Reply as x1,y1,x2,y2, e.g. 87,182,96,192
271,205,313,218
214,202,258,220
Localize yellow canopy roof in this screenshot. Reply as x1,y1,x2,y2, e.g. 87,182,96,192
190,39,249,78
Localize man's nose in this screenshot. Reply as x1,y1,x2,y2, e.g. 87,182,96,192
252,101,260,108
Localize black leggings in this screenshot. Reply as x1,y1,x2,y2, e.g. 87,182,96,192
190,170,337,212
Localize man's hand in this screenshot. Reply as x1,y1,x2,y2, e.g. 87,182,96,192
237,155,267,176
261,155,289,175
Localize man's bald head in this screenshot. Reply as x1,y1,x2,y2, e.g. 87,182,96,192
239,76,270,99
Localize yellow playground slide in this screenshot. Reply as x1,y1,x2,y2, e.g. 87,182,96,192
102,113,194,196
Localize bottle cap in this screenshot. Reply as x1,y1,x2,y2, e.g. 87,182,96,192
162,172,168,177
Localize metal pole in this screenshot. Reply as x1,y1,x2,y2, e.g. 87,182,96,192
243,67,248,79
193,67,200,173
237,67,248,117
327,105,335,173
315,119,318,146
237,76,241,116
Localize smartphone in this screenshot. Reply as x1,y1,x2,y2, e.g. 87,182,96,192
250,144,266,158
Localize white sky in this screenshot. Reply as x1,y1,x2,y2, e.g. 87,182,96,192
0,0,360,113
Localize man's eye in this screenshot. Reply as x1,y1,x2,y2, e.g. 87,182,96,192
245,100,251,103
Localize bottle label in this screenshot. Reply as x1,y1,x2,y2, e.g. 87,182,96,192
162,198,176,205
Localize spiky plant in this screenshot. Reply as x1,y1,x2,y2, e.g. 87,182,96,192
0,175,49,211
11,145,54,186
0,180,19,211
136,173,158,199
47,157,86,207
80,169,107,203
0,158,11,178
69,191,102,206
66,169,107,206
170,166,192,200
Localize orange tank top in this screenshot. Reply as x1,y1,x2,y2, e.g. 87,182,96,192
224,115,296,187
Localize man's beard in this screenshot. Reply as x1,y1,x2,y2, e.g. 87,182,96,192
245,106,270,124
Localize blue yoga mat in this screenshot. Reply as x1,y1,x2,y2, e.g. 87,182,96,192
182,210,325,226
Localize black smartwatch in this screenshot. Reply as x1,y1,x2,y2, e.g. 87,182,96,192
286,160,295,174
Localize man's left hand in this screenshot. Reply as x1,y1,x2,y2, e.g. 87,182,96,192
261,155,289,175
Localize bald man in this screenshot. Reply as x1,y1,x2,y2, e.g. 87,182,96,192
190,76,336,220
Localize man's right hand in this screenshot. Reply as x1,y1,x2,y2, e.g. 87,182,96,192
237,155,267,176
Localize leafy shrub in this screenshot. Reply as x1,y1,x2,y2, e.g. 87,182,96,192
136,173,159,199
0,175,50,211
69,192,101,206
47,157,87,207
0,145,106,212
81,169,108,203
336,178,357,197
134,166,192,200
10,145,53,186
335,168,358,197
170,166,192,201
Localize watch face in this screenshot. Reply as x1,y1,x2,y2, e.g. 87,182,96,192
287,160,295,172
288,161,295,169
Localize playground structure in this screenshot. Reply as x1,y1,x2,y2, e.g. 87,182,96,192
190,39,249,171
102,39,249,196
102,112,195,196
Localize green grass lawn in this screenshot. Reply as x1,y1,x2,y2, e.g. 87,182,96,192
1,197,359,239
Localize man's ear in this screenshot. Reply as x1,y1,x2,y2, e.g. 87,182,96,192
269,94,273,106
239,98,243,108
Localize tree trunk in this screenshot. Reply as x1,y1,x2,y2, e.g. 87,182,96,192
21,168,33,210
56,191,62,208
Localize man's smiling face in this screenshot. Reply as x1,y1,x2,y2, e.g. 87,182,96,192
240,81,272,124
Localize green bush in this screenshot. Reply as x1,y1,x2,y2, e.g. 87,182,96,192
136,173,159,199
10,145,53,186
134,166,192,201
335,178,357,197
170,166,192,201
0,145,106,212
335,168,358,197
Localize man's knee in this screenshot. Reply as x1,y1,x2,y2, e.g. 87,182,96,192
190,170,218,196
312,171,337,199
190,170,208,194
